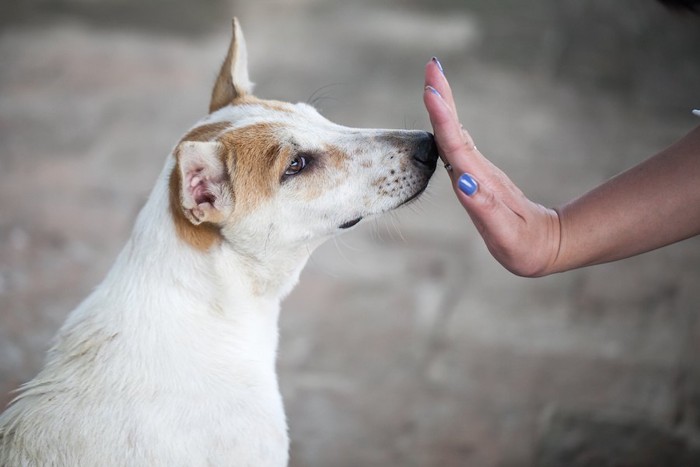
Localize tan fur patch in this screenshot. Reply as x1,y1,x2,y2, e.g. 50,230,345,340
169,122,232,251
180,121,232,143
323,145,350,170
232,96,294,113
169,164,223,251
297,144,349,201
219,123,290,215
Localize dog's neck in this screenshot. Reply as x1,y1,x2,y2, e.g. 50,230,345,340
92,158,311,375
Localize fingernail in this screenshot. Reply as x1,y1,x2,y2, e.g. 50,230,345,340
432,56,444,75
425,85,442,98
458,173,478,196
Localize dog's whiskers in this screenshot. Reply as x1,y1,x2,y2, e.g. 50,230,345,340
334,232,363,253
401,116,419,131
388,211,407,244
305,244,341,279
370,218,386,243
305,246,340,279
331,235,360,268
374,215,400,244
306,83,345,109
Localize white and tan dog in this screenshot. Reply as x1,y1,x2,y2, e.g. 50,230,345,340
0,19,437,466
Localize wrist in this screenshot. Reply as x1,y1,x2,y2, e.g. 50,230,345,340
530,206,563,277
500,204,562,278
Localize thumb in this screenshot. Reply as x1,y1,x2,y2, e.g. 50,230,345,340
453,172,514,242
457,173,479,197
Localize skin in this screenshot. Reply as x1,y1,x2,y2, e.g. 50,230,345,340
423,58,700,277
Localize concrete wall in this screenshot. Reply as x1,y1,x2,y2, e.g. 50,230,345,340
1,1,699,465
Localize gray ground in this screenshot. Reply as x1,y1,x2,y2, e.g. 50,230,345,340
1,0,699,466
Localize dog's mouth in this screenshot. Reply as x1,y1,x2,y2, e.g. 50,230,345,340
398,184,428,208
339,217,363,229
337,183,429,231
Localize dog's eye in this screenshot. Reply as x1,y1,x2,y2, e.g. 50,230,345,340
285,155,307,176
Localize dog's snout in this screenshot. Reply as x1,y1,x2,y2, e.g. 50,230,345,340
412,132,439,170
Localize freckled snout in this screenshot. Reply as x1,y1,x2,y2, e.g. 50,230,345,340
412,132,439,171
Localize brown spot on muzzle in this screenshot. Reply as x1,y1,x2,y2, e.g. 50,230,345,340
324,145,350,170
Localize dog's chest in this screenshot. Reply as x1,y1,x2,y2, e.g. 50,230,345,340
8,369,290,466
106,318,290,465
2,286,291,466
130,389,289,466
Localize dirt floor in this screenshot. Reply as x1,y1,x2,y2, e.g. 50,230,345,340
1,0,699,465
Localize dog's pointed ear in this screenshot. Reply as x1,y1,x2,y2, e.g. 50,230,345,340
209,17,253,113
176,141,233,225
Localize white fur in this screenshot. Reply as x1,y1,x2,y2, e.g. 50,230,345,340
0,21,436,467
0,158,292,466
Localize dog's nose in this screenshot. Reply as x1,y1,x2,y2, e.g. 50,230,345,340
412,132,439,170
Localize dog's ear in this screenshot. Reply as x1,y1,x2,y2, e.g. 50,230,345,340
209,17,253,113
176,141,233,225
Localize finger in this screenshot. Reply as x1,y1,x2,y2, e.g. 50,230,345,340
423,85,462,156
424,58,457,118
423,86,478,168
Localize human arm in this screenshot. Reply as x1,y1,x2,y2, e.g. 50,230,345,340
554,123,700,272
423,57,700,277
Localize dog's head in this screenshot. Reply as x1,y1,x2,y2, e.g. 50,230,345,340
169,19,438,255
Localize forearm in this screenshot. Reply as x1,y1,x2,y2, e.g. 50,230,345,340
548,124,700,273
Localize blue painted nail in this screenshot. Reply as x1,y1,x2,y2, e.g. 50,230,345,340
425,85,442,98
432,56,444,75
458,173,478,196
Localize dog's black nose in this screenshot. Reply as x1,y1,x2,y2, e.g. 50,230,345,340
413,132,439,170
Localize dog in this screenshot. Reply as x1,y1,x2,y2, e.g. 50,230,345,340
0,18,438,466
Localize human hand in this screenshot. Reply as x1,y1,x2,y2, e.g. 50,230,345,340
423,58,561,277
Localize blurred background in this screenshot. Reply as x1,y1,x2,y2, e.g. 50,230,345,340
1,0,699,465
